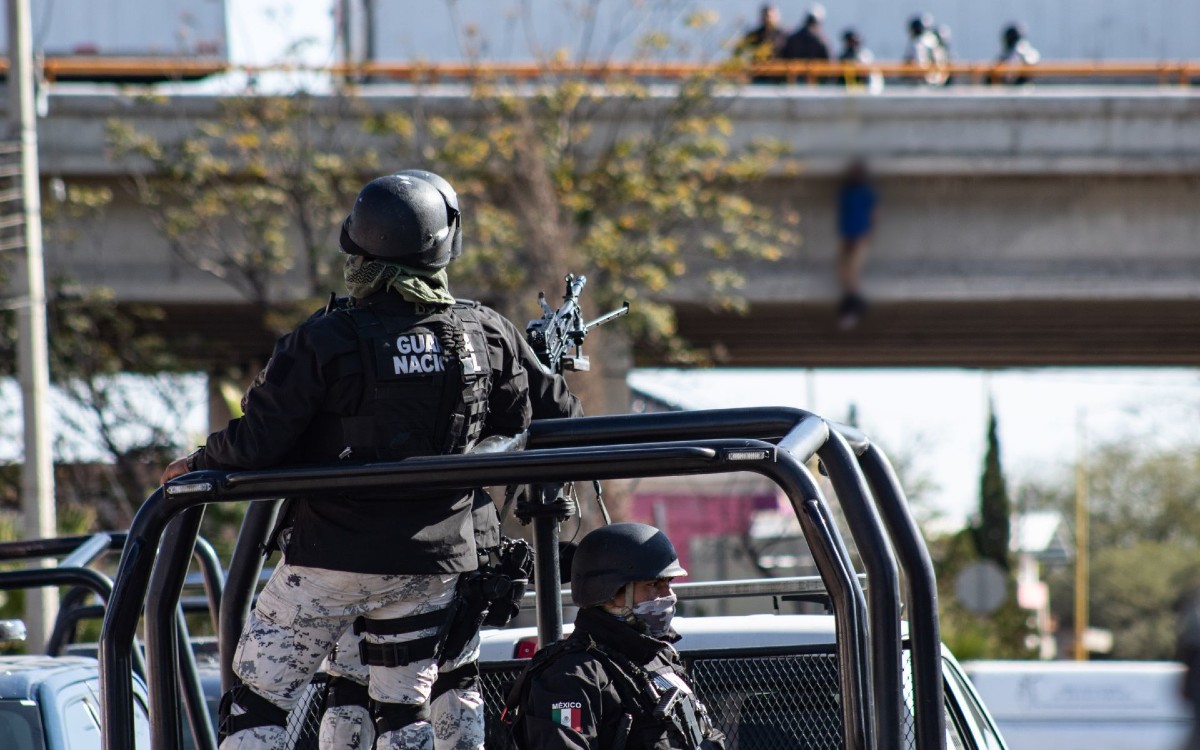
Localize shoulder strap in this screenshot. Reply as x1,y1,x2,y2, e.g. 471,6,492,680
503,637,583,720
586,640,659,712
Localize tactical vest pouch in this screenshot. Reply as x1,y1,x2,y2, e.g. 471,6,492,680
482,536,533,627
440,536,533,660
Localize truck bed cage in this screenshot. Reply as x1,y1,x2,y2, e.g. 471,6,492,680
520,573,869,607
97,407,945,750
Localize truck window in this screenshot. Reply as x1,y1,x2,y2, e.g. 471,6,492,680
83,680,151,750
0,700,46,750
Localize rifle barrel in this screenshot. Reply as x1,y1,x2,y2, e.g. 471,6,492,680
584,301,631,331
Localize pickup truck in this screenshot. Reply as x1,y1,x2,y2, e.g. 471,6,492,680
102,406,1013,750
0,655,151,750
477,600,1009,750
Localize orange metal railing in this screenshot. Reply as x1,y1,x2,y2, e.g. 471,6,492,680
328,59,1200,86
0,57,1194,86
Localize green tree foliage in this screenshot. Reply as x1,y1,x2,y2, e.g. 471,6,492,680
973,407,1012,570
41,181,193,526
1027,442,1200,659
928,408,1033,659
106,93,376,331
931,527,1035,660
368,72,797,362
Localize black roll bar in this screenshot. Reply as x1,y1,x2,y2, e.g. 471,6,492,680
0,533,125,560
818,429,902,750
781,452,872,750
146,508,209,750
214,408,943,749
190,533,225,634
101,436,871,750
105,408,945,750
47,585,95,656
860,445,947,750
219,499,281,693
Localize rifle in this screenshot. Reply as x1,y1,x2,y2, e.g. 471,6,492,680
526,273,629,374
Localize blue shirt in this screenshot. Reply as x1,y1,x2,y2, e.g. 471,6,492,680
838,182,877,239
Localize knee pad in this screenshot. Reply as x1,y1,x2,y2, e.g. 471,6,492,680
320,679,375,750
325,675,371,711
373,700,432,737
431,661,480,705
218,684,288,744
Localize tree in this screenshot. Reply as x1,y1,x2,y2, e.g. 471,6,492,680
43,181,197,527
106,92,376,333
374,72,794,358
929,407,1032,659
1025,441,1200,659
973,405,1012,570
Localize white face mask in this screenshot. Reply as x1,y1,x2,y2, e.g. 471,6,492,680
632,593,678,637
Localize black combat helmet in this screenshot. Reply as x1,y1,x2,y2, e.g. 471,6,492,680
1002,23,1024,49
570,523,687,609
392,169,463,262
340,174,460,270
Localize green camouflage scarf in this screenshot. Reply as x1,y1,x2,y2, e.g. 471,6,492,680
343,255,455,306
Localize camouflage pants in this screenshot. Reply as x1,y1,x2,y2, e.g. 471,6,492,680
221,563,458,750
319,626,484,750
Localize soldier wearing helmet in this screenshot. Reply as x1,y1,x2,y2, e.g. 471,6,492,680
508,523,726,749
163,171,579,750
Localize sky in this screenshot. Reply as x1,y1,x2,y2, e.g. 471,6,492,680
228,0,336,67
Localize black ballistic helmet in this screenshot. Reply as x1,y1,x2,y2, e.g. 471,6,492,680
340,174,460,270
393,169,463,261
570,523,687,609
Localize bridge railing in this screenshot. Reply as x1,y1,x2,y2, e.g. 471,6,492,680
8,57,1200,86
330,59,1200,86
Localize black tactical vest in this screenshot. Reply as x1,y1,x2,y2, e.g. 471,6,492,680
337,301,492,460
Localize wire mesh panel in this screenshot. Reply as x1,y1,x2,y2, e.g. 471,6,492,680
481,661,525,749
283,649,930,749
283,676,328,750
688,651,842,750
479,648,876,750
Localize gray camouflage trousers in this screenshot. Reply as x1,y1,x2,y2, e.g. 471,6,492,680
221,563,458,750
319,627,484,750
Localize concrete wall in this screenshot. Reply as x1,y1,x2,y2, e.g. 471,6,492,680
33,88,1200,308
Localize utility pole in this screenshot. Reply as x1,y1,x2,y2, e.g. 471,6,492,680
1073,411,1089,661
7,0,57,652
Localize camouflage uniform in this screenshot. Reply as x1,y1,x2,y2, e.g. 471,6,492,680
319,626,485,750
223,563,457,750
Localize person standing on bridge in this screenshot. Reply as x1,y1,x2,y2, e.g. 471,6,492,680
781,4,832,67
162,171,575,750
736,4,787,83
989,23,1040,85
835,159,877,329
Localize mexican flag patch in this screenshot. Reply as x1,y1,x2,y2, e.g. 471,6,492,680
551,701,583,731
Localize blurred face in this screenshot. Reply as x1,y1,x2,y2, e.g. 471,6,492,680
763,6,780,26
606,577,676,610
631,577,675,605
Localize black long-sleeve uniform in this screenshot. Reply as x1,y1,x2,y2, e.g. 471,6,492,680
189,290,578,575
518,607,725,750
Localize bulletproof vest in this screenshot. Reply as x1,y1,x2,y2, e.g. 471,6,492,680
337,301,492,460
507,636,723,750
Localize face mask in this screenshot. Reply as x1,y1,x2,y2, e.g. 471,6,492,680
632,593,677,637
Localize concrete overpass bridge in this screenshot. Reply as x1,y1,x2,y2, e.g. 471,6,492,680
22,85,1200,372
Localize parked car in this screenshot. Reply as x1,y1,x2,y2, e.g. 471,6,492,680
962,660,1191,750
0,654,152,750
